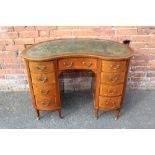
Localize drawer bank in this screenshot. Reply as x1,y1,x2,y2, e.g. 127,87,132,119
21,39,133,120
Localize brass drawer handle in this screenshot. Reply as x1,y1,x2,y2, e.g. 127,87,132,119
108,89,117,94
81,61,92,67
38,77,48,83
105,101,109,105
36,65,46,71
108,76,118,83
41,99,51,106
40,89,49,95
104,101,116,108
64,62,73,67
109,64,120,70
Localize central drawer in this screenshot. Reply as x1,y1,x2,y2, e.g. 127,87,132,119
58,58,97,70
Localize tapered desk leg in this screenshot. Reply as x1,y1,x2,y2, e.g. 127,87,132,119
58,109,62,118
35,109,40,120
114,109,120,120
95,109,99,119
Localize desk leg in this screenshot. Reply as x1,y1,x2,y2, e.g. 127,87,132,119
58,109,62,118
35,109,40,120
113,109,120,120
95,109,99,119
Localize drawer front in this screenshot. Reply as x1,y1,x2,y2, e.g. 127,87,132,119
29,61,55,74
35,96,57,110
99,96,121,111
31,73,56,86
100,84,123,97
102,60,126,72
33,84,56,97
58,58,97,70
101,72,125,85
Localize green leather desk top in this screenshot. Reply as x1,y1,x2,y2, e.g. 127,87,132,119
21,39,133,61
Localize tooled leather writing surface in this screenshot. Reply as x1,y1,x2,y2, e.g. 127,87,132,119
25,39,129,59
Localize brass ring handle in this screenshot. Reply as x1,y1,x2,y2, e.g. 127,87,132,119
109,76,118,83
105,101,109,105
41,99,51,106
38,77,48,83
40,89,49,95
108,89,117,94
81,61,92,67
36,65,46,71
64,62,73,67
109,64,120,70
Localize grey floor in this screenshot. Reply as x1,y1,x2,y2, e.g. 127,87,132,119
0,90,155,129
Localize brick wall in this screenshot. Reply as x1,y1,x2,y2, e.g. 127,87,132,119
0,26,155,91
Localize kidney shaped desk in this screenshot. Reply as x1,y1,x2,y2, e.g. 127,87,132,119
21,39,133,120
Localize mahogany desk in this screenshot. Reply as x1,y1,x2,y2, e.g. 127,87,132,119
21,39,133,120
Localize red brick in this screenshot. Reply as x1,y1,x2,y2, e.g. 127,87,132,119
78,26,101,29
130,60,148,66
114,26,137,29
72,31,98,36
131,66,148,71
0,39,14,45
0,45,5,50
34,37,54,43
0,51,16,58
129,72,146,77
14,38,34,45
5,45,25,51
5,69,24,74
35,26,57,30
50,30,72,37
14,26,35,32
19,31,38,38
100,26,113,29
0,70,6,74
0,39,5,45
5,39,14,45
99,30,115,36
130,43,146,49
1,64,21,69
131,77,145,82
137,28,155,35
39,30,50,37
0,32,18,39
131,36,152,42
4,57,22,63
116,29,137,35
57,26,78,30
0,26,14,32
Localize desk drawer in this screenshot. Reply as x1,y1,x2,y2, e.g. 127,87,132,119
31,73,56,86
58,58,97,70
99,96,121,111
102,60,126,72
100,84,123,96
35,96,57,110
101,72,125,85
33,84,56,97
29,61,55,74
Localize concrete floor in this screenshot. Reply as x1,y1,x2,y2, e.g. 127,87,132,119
0,90,155,129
